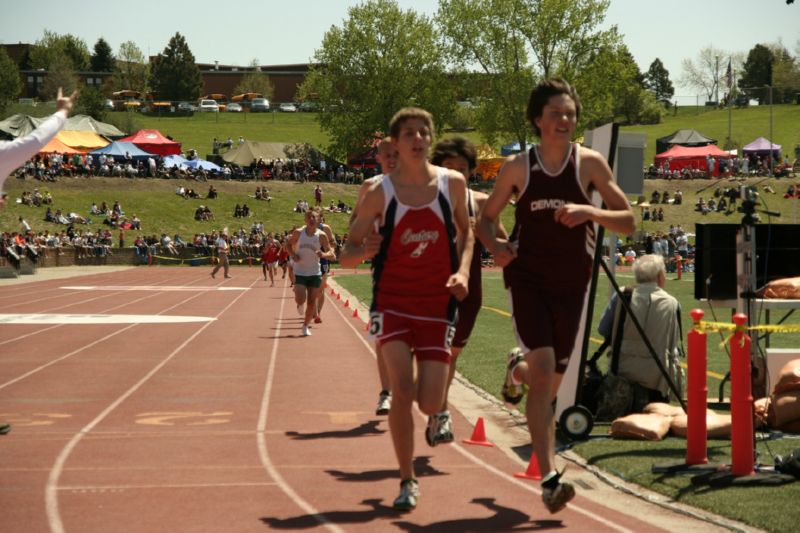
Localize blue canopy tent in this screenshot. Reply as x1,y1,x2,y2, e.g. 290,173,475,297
163,154,189,168
90,141,154,162
183,158,221,172
501,141,535,156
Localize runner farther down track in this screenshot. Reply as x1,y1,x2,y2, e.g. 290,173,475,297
478,78,636,514
349,137,399,417
287,209,336,337
341,108,474,510
426,136,508,448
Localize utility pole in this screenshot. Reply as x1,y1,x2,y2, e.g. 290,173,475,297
715,55,720,104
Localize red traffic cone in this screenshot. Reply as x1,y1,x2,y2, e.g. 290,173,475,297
330,288,335,295
463,417,494,447
514,453,542,480
364,321,369,331
344,299,350,308
336,292,341,300
352,308,359,318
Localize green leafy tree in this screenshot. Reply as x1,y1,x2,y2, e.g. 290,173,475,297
149,33,202,101
740,44,775,104
90,37,115,72
300,0,455,158
768,43,800,103
75,85,106,120
40,55,78,101
233,59,275,99
0,47,22,114
437,0,620,147
644,58,674,103
114,41,149,95
29,30,90,71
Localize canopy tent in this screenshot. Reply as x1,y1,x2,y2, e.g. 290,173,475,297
222,141,295,166
654,144,732,177
90,141,154,162
40,137,85,155
56,131,109,151
120,129,181,156
163,154,189,168
500,141,535,156
183,158,221,172
0,114,125,139
655,129,716,155
743,137,781,158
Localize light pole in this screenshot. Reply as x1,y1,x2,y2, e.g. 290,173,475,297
769,84,773,177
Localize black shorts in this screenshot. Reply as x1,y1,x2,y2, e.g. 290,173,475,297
507,283,587,374
452,287,481,349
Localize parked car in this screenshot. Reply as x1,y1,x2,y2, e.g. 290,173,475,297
103,99,115,111
279,103,298,112
226,102,243,113
298,101,318,112
198,99,219,112
177,101,196,112
250,98,270,112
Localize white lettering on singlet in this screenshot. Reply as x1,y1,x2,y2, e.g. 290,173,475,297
400,228,439,245
530,198,567,211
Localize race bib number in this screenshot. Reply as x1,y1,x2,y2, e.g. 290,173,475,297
369,312,384,336
445,325,456,349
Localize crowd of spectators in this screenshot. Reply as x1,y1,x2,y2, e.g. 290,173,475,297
647,153,796,180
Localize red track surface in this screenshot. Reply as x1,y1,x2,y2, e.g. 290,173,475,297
0,267,668,532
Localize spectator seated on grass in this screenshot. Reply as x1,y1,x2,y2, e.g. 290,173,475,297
207,185,217,199
194,205,214,221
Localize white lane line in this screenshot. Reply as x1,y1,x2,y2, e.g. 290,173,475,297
0,278,210,391
45,278,258,533
256,283,345,533
0,314,214,324
326,290,634,533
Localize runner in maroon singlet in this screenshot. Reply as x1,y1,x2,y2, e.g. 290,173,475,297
478,79,634,514
341,108,473,511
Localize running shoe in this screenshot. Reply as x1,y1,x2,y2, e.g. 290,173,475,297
314,315,322,324
375,391,391,415
302,325,311,337
297,303,305,316
425,411,454,447
541,473,575,514
392,479,419,511
502,347,527,405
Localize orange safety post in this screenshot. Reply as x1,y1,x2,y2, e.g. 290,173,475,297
675,254,682,280
730,313,754,476
685,309,708,465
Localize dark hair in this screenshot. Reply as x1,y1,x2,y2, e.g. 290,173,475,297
526,78,581,137
431,136,477,171
389,107,435,140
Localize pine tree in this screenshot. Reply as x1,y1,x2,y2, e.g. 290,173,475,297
149,33,202,101
90,38,115,72
644,58,674,103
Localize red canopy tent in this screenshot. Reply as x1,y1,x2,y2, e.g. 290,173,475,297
654,144,732,177
119,129,181,156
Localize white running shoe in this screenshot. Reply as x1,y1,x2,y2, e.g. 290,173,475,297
302,325,311,337
393,479,419,511
425,411,454,447
542,478,575,514
375,391,391,415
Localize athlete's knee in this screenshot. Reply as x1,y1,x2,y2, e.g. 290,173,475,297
417,397,441,416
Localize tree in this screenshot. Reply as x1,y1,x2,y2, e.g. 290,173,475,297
233,59,275,99
75,86,106,120
114,41,149,95
300,0,455,158
679,45,728,104
768,42,800,103
90,37,115,72
149,33,202,101
644,58,674,103
437,0,622,146
40,55,78,101
29,30,90,71
740,44,775,104
0,47,22,114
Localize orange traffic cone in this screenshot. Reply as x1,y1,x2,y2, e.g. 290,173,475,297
514,453,542,480
330,288,335,295
344,299,350,308
364,321,369,331
336,292,341,300
462,417,494,447
352,308,359,318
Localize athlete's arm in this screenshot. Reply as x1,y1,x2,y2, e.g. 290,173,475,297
445,170,473,301
339,186,383,268
317,232,336,261
473,191,508,240
287,229,301,260
348,176,378,225
477,155,524,267
554,147,635,235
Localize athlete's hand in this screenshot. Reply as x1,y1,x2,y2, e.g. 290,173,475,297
554,203,594,228
361,228,382,260
446,272,469,301
491,238,517,267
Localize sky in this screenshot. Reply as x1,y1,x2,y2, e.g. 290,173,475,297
2,0,798,105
